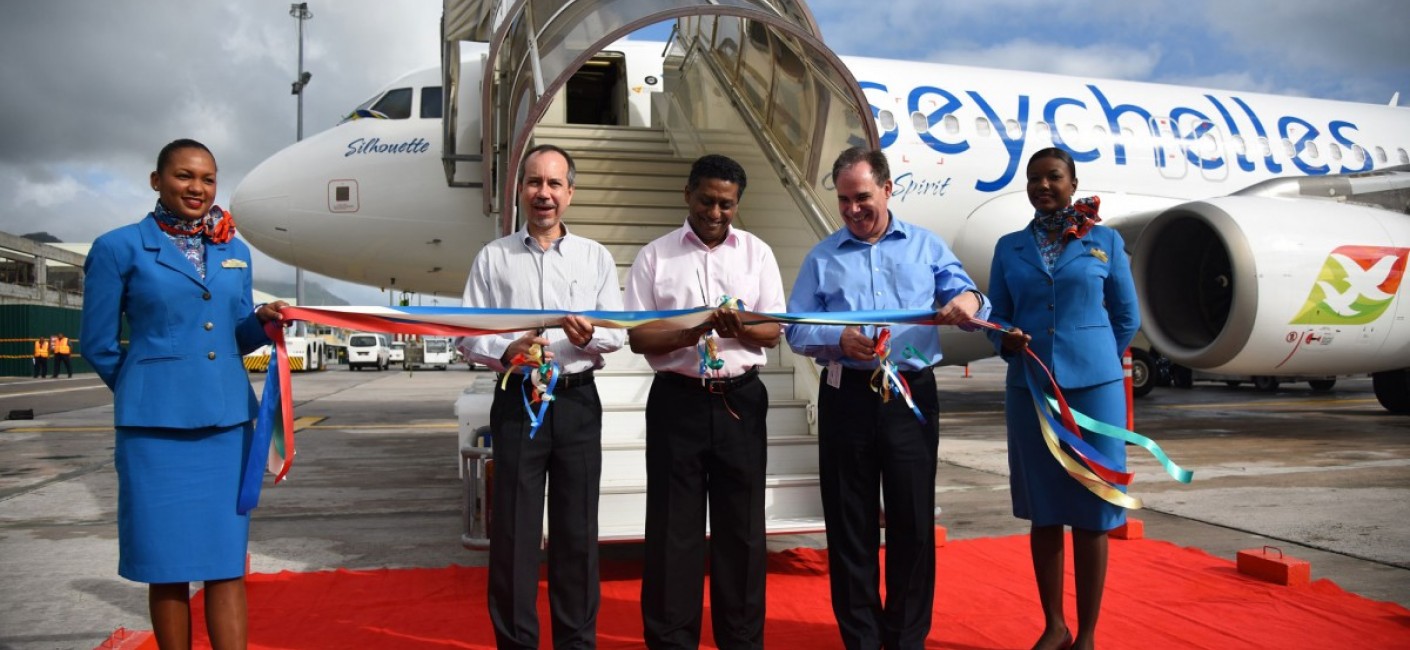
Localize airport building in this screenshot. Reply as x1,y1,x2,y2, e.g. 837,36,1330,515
0,230,89,378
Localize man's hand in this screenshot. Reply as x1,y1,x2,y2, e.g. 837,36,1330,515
561,315,594,348
934,291,980,326
503,330,553,365
839,326,877,362
711,308,745,339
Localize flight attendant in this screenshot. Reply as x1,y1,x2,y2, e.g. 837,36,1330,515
81,139,287,649
985,147,1140,650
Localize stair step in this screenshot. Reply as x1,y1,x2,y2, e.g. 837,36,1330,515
535,124,671,142
570,223,679,244
572,157,694,175
571,187,683,206
575,172,687,192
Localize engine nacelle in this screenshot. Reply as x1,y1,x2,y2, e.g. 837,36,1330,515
1132,196,1410,376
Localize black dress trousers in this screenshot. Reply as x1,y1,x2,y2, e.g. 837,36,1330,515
817,366,940,650
487,376,603,650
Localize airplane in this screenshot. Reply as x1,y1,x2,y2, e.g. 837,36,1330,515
231,3,1410,416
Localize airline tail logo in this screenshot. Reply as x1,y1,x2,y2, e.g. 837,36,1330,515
1291,246,1408,325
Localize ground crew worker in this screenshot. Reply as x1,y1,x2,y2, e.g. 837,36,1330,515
52,333,73,378
32,337,50,379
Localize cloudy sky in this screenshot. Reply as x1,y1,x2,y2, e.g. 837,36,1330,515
2,0,1405,305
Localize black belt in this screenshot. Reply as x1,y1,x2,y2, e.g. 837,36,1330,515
836,366,931,384
496,369,595,390
658,367,760,394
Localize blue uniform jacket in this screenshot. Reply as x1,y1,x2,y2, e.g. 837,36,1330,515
985,223,1140,389
81,215,271,429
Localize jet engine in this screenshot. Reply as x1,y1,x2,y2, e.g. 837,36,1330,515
1131,195,1410,380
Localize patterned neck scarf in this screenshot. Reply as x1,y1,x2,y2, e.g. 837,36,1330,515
1031,195,1101,270
152,201,236,279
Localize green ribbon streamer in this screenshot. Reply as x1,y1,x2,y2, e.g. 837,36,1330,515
1044,395,1194,484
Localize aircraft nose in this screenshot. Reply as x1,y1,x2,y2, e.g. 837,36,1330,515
231,154,294,263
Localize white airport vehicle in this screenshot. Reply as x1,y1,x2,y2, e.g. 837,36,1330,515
403,336,455,371
243,320,326,373
230,1,1410,543
347,332,391,371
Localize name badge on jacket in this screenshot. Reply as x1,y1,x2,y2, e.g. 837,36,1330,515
221,259,248,269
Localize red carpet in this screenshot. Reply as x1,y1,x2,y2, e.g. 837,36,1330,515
102,535,1410,649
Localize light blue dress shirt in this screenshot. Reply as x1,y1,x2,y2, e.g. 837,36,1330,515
786,213,989,370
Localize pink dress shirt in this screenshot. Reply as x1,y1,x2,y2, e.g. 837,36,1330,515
623,222,786,378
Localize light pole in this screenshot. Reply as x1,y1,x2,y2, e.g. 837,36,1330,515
290,2,312,306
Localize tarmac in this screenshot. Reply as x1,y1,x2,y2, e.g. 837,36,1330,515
1,358,1408,649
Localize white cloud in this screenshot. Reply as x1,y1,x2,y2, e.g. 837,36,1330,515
14,174,87,209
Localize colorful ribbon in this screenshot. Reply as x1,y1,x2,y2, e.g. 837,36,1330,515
238,321,295,514
868,328,925,424
252,306,1191,510
965,317,1193,509
499,343,559,439
697,296,745,381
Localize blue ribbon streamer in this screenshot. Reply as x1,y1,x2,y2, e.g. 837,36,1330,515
238,367,279,514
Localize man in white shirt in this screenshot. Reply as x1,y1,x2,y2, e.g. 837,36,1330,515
623,154,785,649
457,144,625,650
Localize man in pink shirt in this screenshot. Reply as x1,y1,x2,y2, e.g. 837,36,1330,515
623,154,786,649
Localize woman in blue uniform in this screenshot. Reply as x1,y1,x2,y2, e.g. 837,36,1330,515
986,147,1140,650
81,139,287,649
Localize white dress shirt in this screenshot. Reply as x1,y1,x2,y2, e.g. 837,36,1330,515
456,226,624,374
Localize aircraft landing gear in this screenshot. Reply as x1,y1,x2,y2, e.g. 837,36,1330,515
1373,369,1410,413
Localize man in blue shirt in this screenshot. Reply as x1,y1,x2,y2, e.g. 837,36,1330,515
786,147,988,650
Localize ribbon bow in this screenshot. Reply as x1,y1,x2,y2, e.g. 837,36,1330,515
697,296,745,381
868,328,926,424
499,342,560,439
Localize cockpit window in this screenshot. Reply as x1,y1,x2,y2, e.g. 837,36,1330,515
371,88,413,119
340,87,414,123
421,86,443,119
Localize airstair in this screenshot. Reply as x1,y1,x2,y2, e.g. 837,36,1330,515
447,0,880,547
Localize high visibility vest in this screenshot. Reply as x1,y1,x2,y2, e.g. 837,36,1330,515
54,337,70,355
34,340,49,358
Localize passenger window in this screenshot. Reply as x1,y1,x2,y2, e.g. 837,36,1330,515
975,117,992,137
1282,139,1295,158
943,114,961,135
1305,141,1320,159
1375,146,1387,163
1259,136,1272,157
1033,121,1051,141
421,86,443,119
1328,142,1342,161
910,111,929,133
1231,135,1247,156
1399,148,1409,164
1005,119,1022,139
878,109,896,132
1351,145,1366,165
371,88,413,120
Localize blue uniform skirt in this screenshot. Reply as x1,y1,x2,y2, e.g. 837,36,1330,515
115,423,253,583
1004,380,1127,532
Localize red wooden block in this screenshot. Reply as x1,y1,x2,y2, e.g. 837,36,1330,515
1108,518,1144,540
1237,546,1310,586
